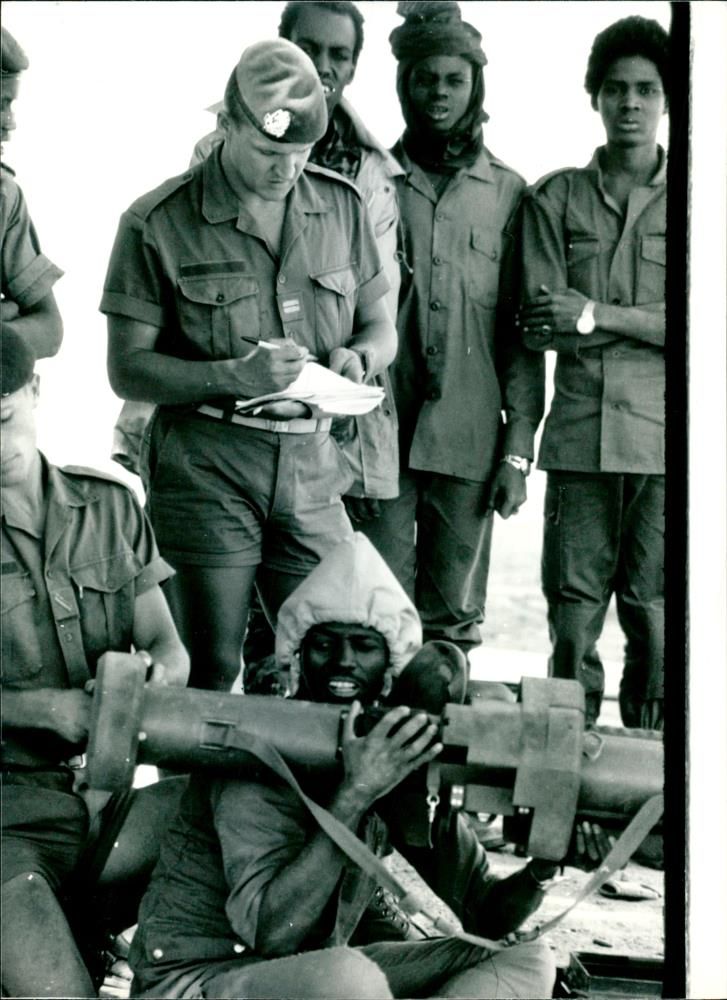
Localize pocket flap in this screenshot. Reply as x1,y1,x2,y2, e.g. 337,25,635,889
310,265,358,296
178,274,259,306
470,227,502,261
641,236,666,266
567,236,600,263
1,574,35,615
70,551,140,594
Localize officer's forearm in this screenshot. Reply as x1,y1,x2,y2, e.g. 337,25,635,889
108,343,255,405
348,299,397,377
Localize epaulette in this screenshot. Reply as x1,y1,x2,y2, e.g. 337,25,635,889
485,149,526,188
303,161,362,200
529,166,579,195
1,160,17,177
61,465,135,491
127,168,198,221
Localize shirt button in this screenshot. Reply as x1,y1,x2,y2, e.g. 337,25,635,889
233,943,245,954
430,301,441,311
278,274,286,284
426,346,438,355
216,293,225,303
46,571,53,579
152,948,164,960
435,213,446,222
433,256,442,265
490,250,498,260
65,634,74,642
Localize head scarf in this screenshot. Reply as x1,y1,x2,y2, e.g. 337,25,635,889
390,1,488,172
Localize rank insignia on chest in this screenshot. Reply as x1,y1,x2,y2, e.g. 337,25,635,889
281,296,301,317
277,291,305,327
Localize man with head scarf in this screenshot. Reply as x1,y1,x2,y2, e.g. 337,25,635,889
518,17,669,729
360,2,545,657
101,40,397,693
1,26,63,360
128,533,558,999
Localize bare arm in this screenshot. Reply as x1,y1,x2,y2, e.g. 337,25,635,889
131,585,189,687
1,293,63,358
328,296,397,384
252,705,441,956
106,315,307,404
1,688,92,744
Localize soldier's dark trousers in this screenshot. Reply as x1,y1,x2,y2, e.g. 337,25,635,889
542,471,665,727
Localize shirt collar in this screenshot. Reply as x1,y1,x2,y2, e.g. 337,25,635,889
393,141,495,198
588,144,668,187
1,454,93,537
201,142,331,225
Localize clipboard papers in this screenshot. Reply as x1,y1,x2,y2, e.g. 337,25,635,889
234,362,385,417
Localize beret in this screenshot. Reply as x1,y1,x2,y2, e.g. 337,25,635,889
229,39,327,145
1,27,29,78
390,1,487,67
1,329,36,397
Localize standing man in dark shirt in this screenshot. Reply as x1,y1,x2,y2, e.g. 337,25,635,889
362,2,544,656
1,26,63,361
102,40,396,691
519,17,668,728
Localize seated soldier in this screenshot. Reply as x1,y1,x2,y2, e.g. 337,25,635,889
0,330,190,998
129,533,562,999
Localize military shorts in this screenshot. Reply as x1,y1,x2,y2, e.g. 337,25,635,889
147,411,354,571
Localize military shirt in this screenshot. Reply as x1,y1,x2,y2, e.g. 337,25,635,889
1,164,63,308
391,144,545,482
185,103,402,499
521,146,666,473
100,145,388,376
1,459,173,767
130,772,388,994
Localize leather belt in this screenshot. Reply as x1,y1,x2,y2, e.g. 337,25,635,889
198,405,331,435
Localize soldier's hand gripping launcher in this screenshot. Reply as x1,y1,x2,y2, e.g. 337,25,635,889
86,656,662,861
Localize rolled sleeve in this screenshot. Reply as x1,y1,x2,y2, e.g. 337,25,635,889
99,210,166,328
521,182,570,304
134,553,175,595
2,180,63,307
212,776,311,950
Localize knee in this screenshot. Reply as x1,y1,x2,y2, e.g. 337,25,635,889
489,939,556,1000
325,949,392,999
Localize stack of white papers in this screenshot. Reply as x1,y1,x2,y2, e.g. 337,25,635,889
234,362,385,417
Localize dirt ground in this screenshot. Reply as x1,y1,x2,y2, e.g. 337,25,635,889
388,839,664,972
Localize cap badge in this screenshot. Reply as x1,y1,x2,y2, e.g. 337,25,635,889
262,108,291,138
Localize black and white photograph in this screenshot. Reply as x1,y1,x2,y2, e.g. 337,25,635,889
1,2,724,998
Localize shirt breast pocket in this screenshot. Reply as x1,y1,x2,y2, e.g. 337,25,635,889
177,273,260,359
566,235,601,294
310,264,358,353
636,235,666,304
69,550,141,666
469,227,503,309
1,573,43,684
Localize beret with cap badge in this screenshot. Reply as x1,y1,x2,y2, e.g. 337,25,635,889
1,26,30,78
228,39,328,145
1,329,36,397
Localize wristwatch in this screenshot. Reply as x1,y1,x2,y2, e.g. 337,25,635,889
575,299,597,335
502,455,531,476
